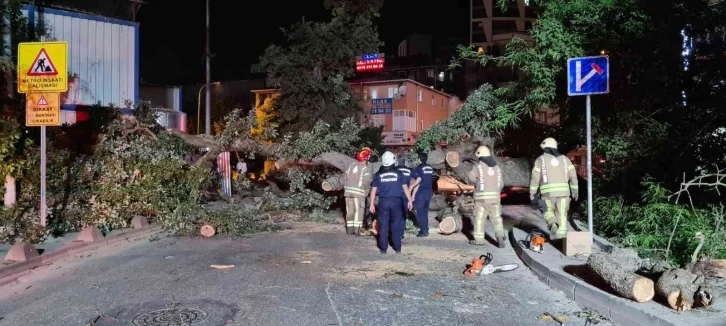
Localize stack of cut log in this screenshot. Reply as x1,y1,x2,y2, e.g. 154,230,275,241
586,249,720,311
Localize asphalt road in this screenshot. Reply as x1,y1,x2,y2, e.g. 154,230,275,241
0,208,611,326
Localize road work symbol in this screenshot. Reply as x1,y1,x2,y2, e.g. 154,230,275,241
37,95,49,106
27,48,58,76
567,55,609,96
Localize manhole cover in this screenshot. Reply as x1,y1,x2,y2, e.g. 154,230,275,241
132,307,209,326
95,300,239,326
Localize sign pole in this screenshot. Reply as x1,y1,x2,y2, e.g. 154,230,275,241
585,95,593,244
39,35,47,226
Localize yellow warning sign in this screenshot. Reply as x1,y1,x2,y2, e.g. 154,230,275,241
26,92,61,127
17,42,68,93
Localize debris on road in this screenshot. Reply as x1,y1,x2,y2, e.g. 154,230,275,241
301,261,312,264
541,312,568,325
430,290,449,299
210,265,235,269
390,293,404,299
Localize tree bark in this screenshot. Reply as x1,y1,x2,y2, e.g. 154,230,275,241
587,252,655,303
691,259,726,279
428,194,449,211
656,269,712,311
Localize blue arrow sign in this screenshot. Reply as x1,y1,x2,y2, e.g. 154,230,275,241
567,55,609,96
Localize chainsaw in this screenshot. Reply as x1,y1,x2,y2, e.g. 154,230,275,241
521,231,546,254
463,252,519,276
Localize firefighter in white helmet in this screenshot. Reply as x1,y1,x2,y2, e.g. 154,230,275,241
369,151,413,253
529,137,579,239
467,145,506,247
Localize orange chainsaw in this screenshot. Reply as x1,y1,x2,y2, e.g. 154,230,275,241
463,253,519,276
521,231,546,254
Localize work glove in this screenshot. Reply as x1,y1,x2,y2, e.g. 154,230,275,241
571,190,579,202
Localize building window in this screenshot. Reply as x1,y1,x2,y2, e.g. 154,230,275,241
398,71,407,77
388,87,398,98
417,89,423,102
431,94,436,106
393,110,416,132
426,69,434,78
370,115,385,127
438,71,445,82
371,88,378,99
411,70,420,80
442,99,446,109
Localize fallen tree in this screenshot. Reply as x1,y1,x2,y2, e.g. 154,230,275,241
586,250,655,303
656,268,713,311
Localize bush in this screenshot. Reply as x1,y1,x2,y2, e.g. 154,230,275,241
592,177,725,267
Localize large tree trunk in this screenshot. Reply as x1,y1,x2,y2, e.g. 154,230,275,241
587,252,655,303
438,208,463,235
656,269,713,311
691,259,726,279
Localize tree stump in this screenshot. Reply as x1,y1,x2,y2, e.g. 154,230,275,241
656,268,712,311
587,252,655,303
438,209,463,235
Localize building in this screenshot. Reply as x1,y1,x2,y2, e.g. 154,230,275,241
354,34,466,97
469,0,538,50
250,79,462,147
352,79,462,147
21,4,139,124
140,84,186,131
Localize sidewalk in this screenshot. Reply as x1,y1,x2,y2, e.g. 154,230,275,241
509,226,725,326
0,225,161,286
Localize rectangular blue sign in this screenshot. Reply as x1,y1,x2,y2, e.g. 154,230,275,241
371,98,393,115
567,55,610,96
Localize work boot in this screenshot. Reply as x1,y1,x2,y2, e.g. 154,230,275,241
469,239,485,246
346,226,353,235
549,223,559,236
497,236,507,248
416,232,429,238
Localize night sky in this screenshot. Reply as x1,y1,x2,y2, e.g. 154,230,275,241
137,0,470,85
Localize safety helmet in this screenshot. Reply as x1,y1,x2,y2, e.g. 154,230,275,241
540,137,558,149
475,146,491,158
381,151,396,167
356,147,372,162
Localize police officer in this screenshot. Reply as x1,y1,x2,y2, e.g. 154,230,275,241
343,147,373,235
369,151,413,254
466,146,506,248
529,137,578,239
397,157,412,236
409,152,434,237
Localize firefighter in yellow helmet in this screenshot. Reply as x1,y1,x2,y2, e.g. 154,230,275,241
466,146,506,248
529,138,579,239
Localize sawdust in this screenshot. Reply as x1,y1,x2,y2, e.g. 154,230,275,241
403,245,471,263
332,260,432,280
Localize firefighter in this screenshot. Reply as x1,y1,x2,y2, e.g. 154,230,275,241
343,147,373,235
410,152,434,237
466,146,506,248
529,137,579,240
369,151,413,254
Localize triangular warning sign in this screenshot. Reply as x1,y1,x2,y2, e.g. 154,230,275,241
27,48,58,76
37,95,49,106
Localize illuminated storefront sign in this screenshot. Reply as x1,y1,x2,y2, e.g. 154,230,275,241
356,53,385,72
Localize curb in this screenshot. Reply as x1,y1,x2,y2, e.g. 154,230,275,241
0,225,161,287
509,228,681,326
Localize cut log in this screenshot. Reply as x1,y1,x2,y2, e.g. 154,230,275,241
438,208,463,235
587,252,655,303
691,259,726,279
656,269,712,311
607,248,644,272
321,174,345,192
445,151,460,168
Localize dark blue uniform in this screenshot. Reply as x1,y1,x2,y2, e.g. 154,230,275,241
397,165,412,218
412,163,435,235
371,167,406,253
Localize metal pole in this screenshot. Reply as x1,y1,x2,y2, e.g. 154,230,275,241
197,84,204,134
586,95,593,244
40,36,47,226
204,0,211,135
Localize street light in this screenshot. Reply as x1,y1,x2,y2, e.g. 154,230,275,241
197,81,220,134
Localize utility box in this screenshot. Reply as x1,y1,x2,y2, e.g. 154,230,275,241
564,231,592,256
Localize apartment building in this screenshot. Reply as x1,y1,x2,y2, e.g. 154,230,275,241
352,79,462,147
